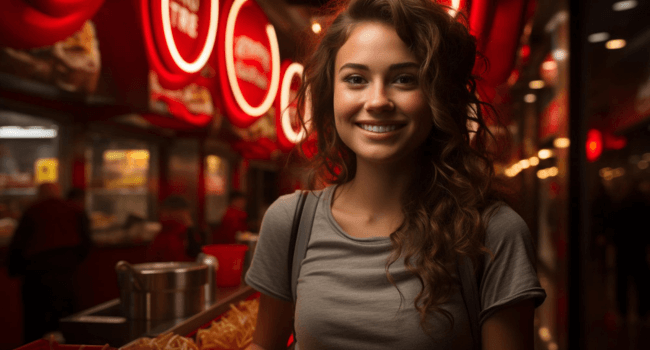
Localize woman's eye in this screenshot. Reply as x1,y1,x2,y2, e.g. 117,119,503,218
344,75,365,85
395,75,417,85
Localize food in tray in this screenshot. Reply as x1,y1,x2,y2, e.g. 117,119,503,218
196,299,259,350
120,333,198,350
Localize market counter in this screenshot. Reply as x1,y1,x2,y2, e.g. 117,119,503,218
60,284,257,348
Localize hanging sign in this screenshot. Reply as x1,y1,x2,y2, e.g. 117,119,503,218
217,0,281,128
142,0,220,89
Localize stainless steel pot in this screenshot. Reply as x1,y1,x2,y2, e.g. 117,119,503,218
115,261,208,320
235,232,259,278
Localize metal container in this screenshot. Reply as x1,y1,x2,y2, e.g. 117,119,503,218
235,231,259,278
195,253,218,305
115,261,208,320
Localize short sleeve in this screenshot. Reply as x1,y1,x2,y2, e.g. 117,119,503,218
244,190,301,302
478,205,546,325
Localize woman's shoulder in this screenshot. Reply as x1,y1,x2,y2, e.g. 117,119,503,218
484,203,531,245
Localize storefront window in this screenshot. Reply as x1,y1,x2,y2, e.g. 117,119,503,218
86,133,158,243
205,154,230,226
0,110,60,241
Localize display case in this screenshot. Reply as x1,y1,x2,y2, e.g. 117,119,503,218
85,132,160,245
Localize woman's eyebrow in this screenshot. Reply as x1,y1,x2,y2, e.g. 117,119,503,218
338,62,419,72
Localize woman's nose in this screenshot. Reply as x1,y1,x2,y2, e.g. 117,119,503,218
364,84,394,112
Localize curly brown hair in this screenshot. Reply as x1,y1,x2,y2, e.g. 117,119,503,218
292,0,502,333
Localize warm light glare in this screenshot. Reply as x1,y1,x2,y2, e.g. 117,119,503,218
599,167,611,177
606,39,626,50
529,80,545,89
642,153,650,161
538,327,552,342
548,342,558,350
542,60,557,71
311,22,321,34
538,149,553,159
554,137,570,148
552,49,568,61
447,0,461,17
529,156,540,166
612,0,637,11
519,159,531,169
588,32,610,43
524,93,537,103
639,160,649,170
537,167,559,179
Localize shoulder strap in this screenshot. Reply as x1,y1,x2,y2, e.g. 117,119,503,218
287,191,307,297
457,256,481,350
290,191,319,302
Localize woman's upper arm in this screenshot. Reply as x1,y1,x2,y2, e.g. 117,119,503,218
481,299,535,350
251,292,295,350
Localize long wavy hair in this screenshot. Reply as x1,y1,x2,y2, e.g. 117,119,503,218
293,0,502,332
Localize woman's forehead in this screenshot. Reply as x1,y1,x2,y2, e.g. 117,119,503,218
334,21,418,70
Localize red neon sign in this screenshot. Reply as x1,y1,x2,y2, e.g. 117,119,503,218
217,0,281,128
142,0,219,89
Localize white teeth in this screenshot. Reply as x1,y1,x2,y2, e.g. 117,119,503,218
360,124,398,133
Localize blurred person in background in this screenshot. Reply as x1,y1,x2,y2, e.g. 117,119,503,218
611,177,650,325
147,195,202,262
7,182,91,343
212,191,248,244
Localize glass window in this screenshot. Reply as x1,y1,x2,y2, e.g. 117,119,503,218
86,133,157,233
205,154,230,226
0,110,60,241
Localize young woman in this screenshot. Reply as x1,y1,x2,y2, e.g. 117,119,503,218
244,0,546,349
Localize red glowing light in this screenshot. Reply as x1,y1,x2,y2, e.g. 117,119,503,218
586,129,603,162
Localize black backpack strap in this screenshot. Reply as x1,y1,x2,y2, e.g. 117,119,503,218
287,190,307,297
291,191,319,301
286,190,319,349
457,256,482,350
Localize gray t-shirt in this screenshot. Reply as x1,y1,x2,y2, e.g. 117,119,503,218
245,185,546,350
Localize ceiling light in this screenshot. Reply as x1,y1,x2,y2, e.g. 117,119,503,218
612,0,637,11
0,126,58,138
606,39,626,49
529,80,545,89
529,157,540,166
588,32,609,43
311,22,322,34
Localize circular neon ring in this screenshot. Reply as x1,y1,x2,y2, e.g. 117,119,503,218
161,0,219,73
279,62,310,144
225,0,280,117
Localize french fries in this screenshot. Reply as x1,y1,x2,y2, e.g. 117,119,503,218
121,298,260,350
121,332,199,350
196,299,260,350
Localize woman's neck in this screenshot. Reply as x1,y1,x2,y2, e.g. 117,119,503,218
335,157,418,218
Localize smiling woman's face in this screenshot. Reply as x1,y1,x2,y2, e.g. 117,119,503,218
333,21,433,166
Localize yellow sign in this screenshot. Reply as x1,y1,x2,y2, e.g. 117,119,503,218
103,150,150,189
34,158,59,184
